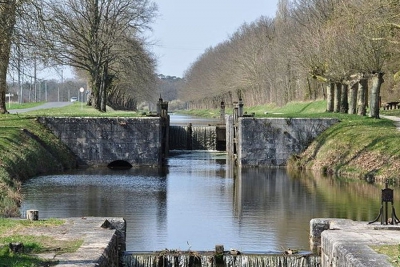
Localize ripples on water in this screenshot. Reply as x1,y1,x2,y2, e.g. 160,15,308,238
21,150,390,252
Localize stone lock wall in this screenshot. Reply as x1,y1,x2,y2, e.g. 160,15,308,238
38,117,163,167
232,117,339,167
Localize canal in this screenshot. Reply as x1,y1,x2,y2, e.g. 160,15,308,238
19,115,398,253
20,150,391,253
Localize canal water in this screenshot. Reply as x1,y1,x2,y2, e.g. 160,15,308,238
20,150,394,253
19,114,399,253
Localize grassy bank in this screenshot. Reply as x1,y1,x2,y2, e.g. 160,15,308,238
289,114,400,182
0,115,77,217
1,103,145,217
182,100,400,182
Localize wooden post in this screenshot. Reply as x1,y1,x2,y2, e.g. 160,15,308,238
220,101,225,124
27,209,39,221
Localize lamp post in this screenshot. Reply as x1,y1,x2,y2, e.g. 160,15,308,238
80,87,84,110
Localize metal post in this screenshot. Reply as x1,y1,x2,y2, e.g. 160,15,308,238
369,180,400,225
80,87,84,110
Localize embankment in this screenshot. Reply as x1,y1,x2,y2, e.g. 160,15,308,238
288,117,400,183
0,117,77,217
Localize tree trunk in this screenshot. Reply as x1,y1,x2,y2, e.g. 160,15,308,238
89,74,99,110
357,79,368,116
348,83,358,114
334,82,342,113
0,1,18,114
0,57,8,114
326,82,334,112
369,72,384,119
340,83,349,113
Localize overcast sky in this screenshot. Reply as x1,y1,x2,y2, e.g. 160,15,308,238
147,1,279,78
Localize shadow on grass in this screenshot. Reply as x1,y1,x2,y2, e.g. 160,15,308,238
0,245,58,267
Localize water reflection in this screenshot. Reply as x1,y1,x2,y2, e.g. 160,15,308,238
169,114,220,126
21,151,393,252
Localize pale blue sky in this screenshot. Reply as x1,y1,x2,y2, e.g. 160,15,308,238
37,1,278,81
147,1,279,77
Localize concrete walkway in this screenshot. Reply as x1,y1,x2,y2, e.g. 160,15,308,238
312,218,400,267
22,217,126,267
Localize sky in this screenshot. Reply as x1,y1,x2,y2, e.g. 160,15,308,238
36,0,279,81
146,1,279,78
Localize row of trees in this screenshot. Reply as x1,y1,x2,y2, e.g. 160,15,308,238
0,0,158,114
180,0,400,118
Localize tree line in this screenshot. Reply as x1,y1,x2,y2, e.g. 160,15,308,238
180,0,400,118
0,0,158,114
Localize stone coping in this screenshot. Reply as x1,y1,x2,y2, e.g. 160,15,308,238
311,218,400,267
31,217,126,267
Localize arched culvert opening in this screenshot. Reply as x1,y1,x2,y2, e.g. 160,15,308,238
107,160,133,170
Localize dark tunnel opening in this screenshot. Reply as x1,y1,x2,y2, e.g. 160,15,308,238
107,160,133,170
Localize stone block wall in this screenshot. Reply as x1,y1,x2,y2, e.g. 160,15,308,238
38,117,162,167
233,117,338,167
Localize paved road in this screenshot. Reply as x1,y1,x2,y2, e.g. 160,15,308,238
9,102,73,114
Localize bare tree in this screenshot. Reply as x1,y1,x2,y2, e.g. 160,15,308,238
336,0,391,118
35,0,157,112
177,0,398,113
107,36,157,110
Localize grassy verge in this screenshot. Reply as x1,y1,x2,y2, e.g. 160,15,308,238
0,218,83,266
371,244,400,266
180,100,336,118
7,102,45,110
23,102,145,117
289,115,400,182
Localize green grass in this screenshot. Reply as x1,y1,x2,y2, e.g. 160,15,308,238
23,102,145,117
0,218,64,231
306,116,400,175
180,100,335,118
381,109,400,117
371,244,400,266
0,218,83,267
247,100,328,117
0,115,78,217
7,102,45,110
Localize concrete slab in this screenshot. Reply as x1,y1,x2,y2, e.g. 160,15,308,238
312,218,400,267
25,217,126,267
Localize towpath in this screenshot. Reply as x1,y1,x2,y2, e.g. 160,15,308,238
9,102,72,114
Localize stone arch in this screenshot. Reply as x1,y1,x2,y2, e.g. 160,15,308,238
107,160,133,170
